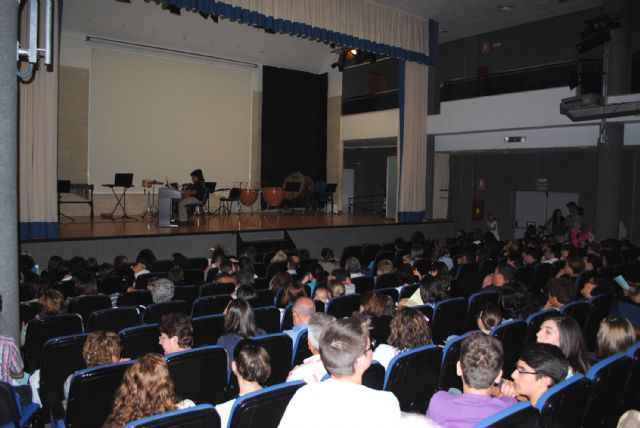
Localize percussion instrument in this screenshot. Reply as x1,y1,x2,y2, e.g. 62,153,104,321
262,187,284,208
142,179,162,189
240,188,259,207
283,171,313,204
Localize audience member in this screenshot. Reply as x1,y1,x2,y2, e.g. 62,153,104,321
287,313,335,384
319,248,339,273
279,315,401,427
333,269,355,295
556,255,584,279
596,317,636,360
278,280,307,308
427,334,516,427
372,307,433,369
537,315,590,374
148,278,175,304
167,266,184,285
158,313,193,355
74,273,97,296
270,250,288,264
104,354,194,427
482,264,516,292
217,299,265,367
235,284,257,301
215,340,271,427
477,303,502,334
543,277,576,310
314,286,331,304
283,296,315,343
360,293,395,319
499,282,540,321
376,259,395,276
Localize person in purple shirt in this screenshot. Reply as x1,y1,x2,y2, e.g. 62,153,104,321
427,333,517,428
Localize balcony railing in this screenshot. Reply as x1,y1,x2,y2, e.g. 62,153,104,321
342,89,399,116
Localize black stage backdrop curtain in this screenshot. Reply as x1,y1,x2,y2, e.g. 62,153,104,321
261,66,327,187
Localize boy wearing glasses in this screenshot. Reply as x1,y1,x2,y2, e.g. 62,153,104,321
427,333,516,427
510,343,569,406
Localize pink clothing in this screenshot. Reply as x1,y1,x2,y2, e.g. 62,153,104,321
0,335,24,383
286,354,327,384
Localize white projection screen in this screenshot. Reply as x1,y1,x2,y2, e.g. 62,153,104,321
89,48,253,192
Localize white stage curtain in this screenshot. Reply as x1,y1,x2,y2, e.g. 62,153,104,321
397,60,428,222
18,0,60,239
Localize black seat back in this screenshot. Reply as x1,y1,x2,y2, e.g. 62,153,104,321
452,262,480,298
40,333,89,420
533,263,553,289
87,307,140,333
583,353,632,428
192,314,225,347
374,273,400,290
384,345,443,413
117,290,153,307
166,346,229,405
621,343,640,412
0,381,22,426
362,361,385,390
228,381,304,428
475,401,538,428
119,324,163,359
173,286,198,307
560,300,590,330
199,283,235,297
583,294,612,351
352,276,374,294
515,266,534,287
135,272,167,290
24,314,84,370
252,289,276,308
97,276,125,295
143,301,189,324
265,262,287,280
325,294,361,318
341,245,363,267
124,404,220,428
490,320,528,378
431,298,467,345
191,295,232,318
280,305,294,331
53,280,77,298
19,301,39,325
374,288,399,303
252,307,281,334
465,291,500,332
252,334,292,385
370,315,392,348
66,361,134,427
399,284,419,300
150,260,174,273
291,329,311,367
68,294,112,324
536,374,591,428
188,258,210,271
438,332,474,391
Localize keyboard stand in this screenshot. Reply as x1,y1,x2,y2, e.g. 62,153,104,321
102,184,138,221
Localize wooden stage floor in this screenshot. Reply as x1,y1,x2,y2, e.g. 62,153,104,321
54,212,396,240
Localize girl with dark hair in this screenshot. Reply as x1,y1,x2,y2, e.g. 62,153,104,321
217,300,265,367
537,315,590,375
500,282,540,320
372,307,432,369
477,303,502,334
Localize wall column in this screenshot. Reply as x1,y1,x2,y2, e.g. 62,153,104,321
0,0,20,340
595,123,624,240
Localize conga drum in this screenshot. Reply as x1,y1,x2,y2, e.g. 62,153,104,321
262,187,284,209
240,188,259,213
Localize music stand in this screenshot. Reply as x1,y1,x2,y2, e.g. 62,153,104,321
283,181,301,214
102,173,137,220
325,183,337,214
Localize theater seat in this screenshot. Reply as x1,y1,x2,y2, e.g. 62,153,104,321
67,294,112,324
143,301,189,324
251,289,276,308
352,276,374,294
583,352,632,428
192,314,225,347
465,291,500,332
362,362,385,391
166,346,229,405
87,307,141,333
621,342,640,412
583,294,612,352
191,295,232,318
227,381,305,428
438,332,475,392
252,307,280,334
431,297,467,345
66,361,134,428
23,314,84,371
474,401,538,428
0,381,40,428
280,305,294,331
325,294,361,318
370,315,392,349
117,290,153,307
252,334,293,386
373,288,399,303
490,320,528,378
124,404,220,428
383,344,442,413
119,324,163,359
199,283,235,297
560,300,589,330
291,329,311,367
535,374,591,428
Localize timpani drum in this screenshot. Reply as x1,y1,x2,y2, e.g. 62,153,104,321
262,187,284,207
240,188,259,207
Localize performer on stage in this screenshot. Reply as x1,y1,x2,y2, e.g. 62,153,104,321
178,169,207,225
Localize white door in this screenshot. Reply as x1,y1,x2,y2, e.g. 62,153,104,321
343,169,354,214
513,191,579,238
386,156,397,219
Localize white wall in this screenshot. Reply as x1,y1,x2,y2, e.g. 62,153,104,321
340,109,399,141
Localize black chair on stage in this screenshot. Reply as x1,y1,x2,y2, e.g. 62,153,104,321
252,334,292,386
560,300,590,330
253,307,281,334
362,362,386,391
192,314,225,347
383,344,442,413
124,404,220,428
166,346,229,405
117,290,153,307
192,295,232,318
102,173,136,220
431,297,467,345
374,287,399,303
465,290,500,331
0,381,40,428
173,286,198,307
352,276,374,294
535,374,591,428
87,307,141,333
200,283,235,297
23,314,84,371
583,293,612,351
291,329,311,367
475,402,538,428
583,353,632,428
119,324,163,359
39,333,89,421
68,294,112,325
143,301,189,324
227,381,304,428
325,294,361,318
66,361,134,427
219,188,241,214
490,320,528,378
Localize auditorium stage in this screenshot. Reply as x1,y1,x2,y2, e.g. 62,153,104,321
20,213,454,267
